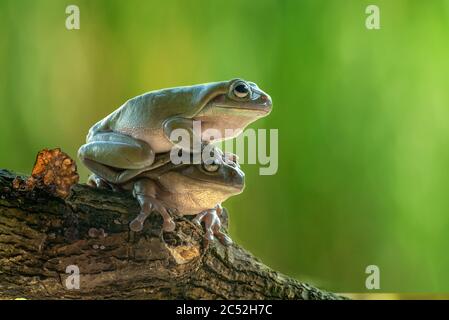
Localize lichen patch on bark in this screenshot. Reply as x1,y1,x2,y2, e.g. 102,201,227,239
166,245,201,264
12,148,79,199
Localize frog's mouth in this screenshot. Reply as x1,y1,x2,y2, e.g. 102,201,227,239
158,170,245,195
202,89,272,116
218,92,272,114
220,104,271,114
209,180,244,190
187,178,245,194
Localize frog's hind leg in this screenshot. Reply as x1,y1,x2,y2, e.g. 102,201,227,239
129,178,176,232
78,132,155,184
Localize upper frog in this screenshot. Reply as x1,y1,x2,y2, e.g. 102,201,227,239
78,79,271,184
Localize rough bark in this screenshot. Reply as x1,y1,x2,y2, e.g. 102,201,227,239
0,169,342,300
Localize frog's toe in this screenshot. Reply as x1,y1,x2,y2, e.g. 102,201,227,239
216,233,233,246
205,229,214,242
192,218,201,226
129,219,144,232
192,211,206,226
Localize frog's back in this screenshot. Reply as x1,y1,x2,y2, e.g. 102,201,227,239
108,92,165,131
109,84,208,130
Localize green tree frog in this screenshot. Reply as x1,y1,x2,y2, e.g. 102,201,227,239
78,79,271,184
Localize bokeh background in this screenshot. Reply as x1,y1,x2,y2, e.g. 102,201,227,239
1,0,449,293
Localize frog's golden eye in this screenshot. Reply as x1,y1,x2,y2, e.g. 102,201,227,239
203,161,220,172
233,83,250,98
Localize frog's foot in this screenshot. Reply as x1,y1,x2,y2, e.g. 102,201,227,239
129,210,151,232
87,174,109,189
87,174,122,192
192,209,232,246
129,195,176,233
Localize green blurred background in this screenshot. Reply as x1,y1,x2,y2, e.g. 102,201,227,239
1,0,449,293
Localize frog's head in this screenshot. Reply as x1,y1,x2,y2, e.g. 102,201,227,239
194,78,272,140
156,155,245,202
208,78,272,114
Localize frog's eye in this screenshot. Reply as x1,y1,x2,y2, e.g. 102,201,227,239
203,161,220,172
233,83,250,98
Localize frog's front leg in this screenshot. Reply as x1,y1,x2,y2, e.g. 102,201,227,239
129,178,176,232
192,205,232,246
163,117,203,153
78,132,155,184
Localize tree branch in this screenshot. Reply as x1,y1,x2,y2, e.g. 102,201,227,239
0,169,343,300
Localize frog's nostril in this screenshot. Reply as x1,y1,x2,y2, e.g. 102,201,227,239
261,94,272,106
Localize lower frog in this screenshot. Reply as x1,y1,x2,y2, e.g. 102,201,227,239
88,154,244,246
